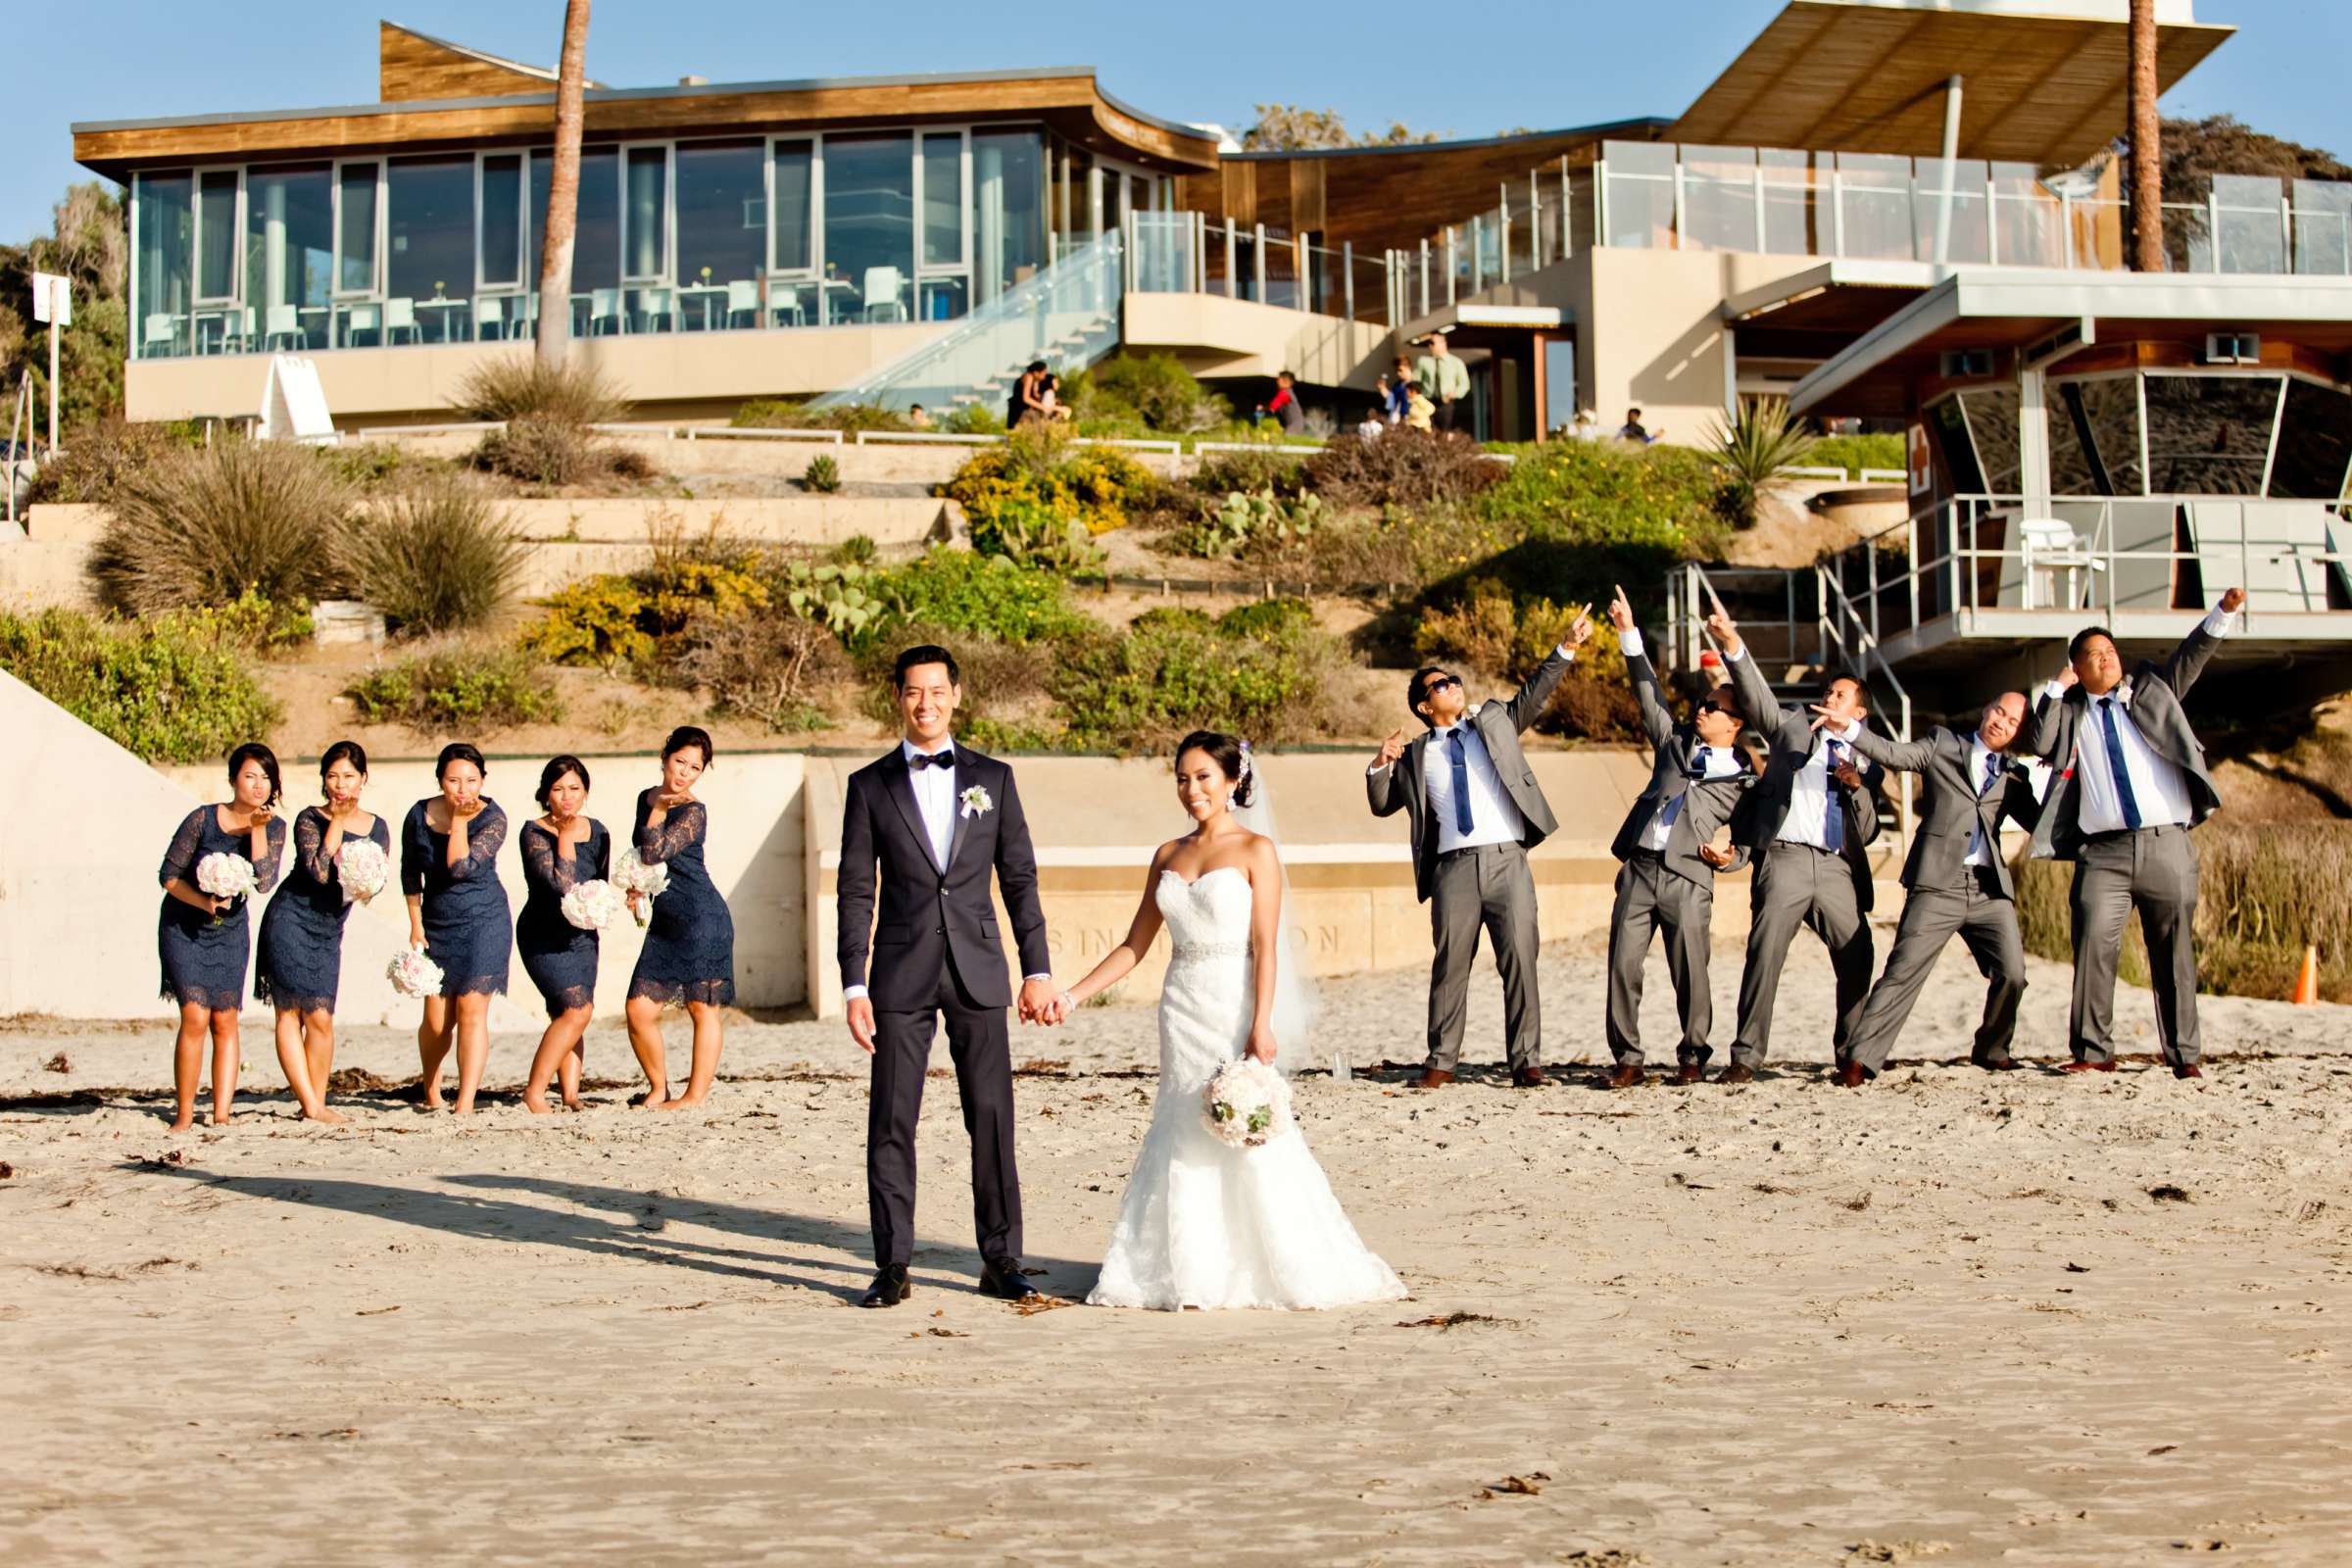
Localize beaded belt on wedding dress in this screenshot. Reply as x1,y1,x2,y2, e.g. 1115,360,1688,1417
1170,940,1253,964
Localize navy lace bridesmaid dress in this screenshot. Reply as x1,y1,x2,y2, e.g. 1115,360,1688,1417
256,808,392,1014
627,788,735,1006
157,806,286,1010
517,818,610,1016
400,799,513,997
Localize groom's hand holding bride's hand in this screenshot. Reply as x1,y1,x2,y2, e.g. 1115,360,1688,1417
1016,976,1056,1025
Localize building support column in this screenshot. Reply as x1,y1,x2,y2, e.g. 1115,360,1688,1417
1532,329,1549,440
2019,367,2053,520
1933,74,1964,270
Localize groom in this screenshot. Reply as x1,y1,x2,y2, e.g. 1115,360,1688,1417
1368,610,1593,1088
839,644,1054,1308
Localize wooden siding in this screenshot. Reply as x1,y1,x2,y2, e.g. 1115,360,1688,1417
378,22,558,103
1671,2,2233,168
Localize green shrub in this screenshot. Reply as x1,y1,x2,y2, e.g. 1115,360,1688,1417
942,424,1154,548
1409,580,1638,740
940,402,1005,435
349,476,526,635
345,644,563,732
472,416,608,486
1176,487,1327,559
1190,446,1308,499
1127,606,1214,636
779,561,885,648
451,357,621,425
1704,396,1818,530
732,399,908,433
2016,822,2352,1003
830,533,879,565
1065,354,1230,434
803,453,842,493
1215,597,1317,640
320,440,455,493
24,417,205,506
1806,432,1907,480
971,497,1107,572
0,606,280,762
522,575,655,670
1304,427,1500,512
1049,612,1348,751
878,550,1090,646
87,438,355,618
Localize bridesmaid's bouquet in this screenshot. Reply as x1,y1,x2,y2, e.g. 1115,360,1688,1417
560,878,625,932
336,838,391,905
386,946,444,998
194,852,258,922
611,848,669,928
1201,1058,1294,1150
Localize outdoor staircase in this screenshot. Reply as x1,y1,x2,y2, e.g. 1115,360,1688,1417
808,231,1125,416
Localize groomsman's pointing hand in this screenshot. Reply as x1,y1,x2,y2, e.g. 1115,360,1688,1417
1608,584,1636,634
2219,585,2246,613
1704,607,1742,659
1565,605,1595,649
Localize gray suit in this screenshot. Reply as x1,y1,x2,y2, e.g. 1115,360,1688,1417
1604,650,1754,1067
2021,619,2226,1067
1368,647,1573,1072
1841,724,2039,1075
1725,649,1885,1069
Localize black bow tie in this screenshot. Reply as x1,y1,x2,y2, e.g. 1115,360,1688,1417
909,750,956,771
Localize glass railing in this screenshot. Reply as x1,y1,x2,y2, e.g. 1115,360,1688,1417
1392,157,1591,317
1127,212,1393,325
808,230,1125,415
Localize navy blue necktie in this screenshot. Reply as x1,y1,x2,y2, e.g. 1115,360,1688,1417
1822,740,1846,854
1659,748,1711,829
1447,730,1474,836
2099,698,2143,830
1980,750,2002,796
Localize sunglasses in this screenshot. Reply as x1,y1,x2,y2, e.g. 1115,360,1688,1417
1423,675,1463,695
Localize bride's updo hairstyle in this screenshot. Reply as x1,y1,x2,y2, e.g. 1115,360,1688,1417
1174,730,1255,809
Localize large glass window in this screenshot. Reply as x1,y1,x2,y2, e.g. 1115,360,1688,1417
824,131,912,325
673,139,764,328
2270,378,2352,499
244,164,332,351
529,145,620,334
196,171,239,301
134,172,194,358
1955,385,2023,493
2067,377,2145,496
337,164,378,294
480,154,523,289
2143,373,2280,493
973,128,1044,300
387,155,476,340
770,139,813,273
919,131,967,320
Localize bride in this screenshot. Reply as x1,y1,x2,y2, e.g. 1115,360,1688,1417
1044,731,1405,1311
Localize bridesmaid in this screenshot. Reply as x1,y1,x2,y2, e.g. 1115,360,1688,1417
625,726,735,1109
255,741,389,1124
517,755,610,1113
157,743,286,1131
401,743,512,1114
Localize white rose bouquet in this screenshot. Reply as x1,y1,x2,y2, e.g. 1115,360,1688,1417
560,877,626,932
611,847,669,929
335,838,391,905
194,852,258,923
1201,1058,1294,1150
386,946,445,999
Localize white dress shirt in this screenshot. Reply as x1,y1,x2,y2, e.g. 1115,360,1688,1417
1962,732,2001,867
2037,606,2235,837
1642,743,1746,852
1734,646,1847,850
845,739,1046,1005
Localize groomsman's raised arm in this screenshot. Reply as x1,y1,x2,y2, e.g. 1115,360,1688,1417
1496,607,1594,732
2156,585,2244,697
1609,585,1675,750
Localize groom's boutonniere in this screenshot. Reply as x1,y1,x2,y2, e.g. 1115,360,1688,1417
959,785,994,820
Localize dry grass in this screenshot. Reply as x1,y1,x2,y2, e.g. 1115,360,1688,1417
347,476,528,636
86,439,355,616
450,356,622,426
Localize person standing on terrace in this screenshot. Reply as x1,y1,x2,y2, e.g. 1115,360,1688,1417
1413,333,1470,432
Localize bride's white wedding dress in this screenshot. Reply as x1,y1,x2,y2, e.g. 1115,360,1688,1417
1087,867,1406,1311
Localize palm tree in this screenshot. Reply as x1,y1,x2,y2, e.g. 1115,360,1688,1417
1703,396,1819,530
2129,0,2162,272
535,0,593,368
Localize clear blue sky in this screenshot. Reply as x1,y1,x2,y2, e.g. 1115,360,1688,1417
7,0,2346,246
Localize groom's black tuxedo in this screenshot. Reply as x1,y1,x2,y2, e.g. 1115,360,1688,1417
838,742,1052,1269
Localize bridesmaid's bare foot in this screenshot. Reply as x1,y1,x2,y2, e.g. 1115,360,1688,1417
420,1090,446,1111
208,1111,232,1127
520,1089,552,1115
561,1093,586,1111
654,1092,709,1110
450,1095,476,1115
169,1115,195,1133
633,1089,670,1110
300,1104,348,1126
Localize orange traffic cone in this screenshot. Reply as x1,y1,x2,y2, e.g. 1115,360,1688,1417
2290,945,2320,1006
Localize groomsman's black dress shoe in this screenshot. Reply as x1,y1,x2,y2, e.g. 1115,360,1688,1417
977,1256,1041,1301
1971,1048,2023,1071
2174,1063,2203,1080
860,1264,911,1308
1714,1063,1757,1085
1512,1065,1547,1089
1599,1062,1645,1090
2063,1058,2119,1074
1674,1061,1705,1086
1834,1060,1869,1089
1410,1068,1454,1089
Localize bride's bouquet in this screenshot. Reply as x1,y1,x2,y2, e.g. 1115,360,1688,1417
560,877,625,932
611,847,669,928
194,852,258,922
1201,1058,1294,1150
336,838,391,905
386,946,444,999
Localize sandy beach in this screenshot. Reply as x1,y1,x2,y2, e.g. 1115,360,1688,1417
4,936,2348,1565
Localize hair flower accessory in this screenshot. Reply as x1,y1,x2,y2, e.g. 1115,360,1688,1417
1237,739,1253,783
959,785,994,819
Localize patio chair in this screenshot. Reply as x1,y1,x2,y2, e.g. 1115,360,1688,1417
588,288,623,335
633,286,676,334
861,267,907,322
475,297,506,341
263,304,303,353
143,313,182,358
339,302,381,348
384,297,419,346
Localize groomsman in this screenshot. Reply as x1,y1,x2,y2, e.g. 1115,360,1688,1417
1368,609,1596,1088
2021,589,2244,1078
1598,587,1755,1087
1712,607,1885,1082
1822,691,2041,1084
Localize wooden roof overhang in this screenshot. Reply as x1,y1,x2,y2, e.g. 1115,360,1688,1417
74,65,1220,180
1670,1,2232,168
1789,270,2352,416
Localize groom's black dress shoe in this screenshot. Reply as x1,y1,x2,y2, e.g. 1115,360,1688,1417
860,1264,911,1308
977,1256,1040,1301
